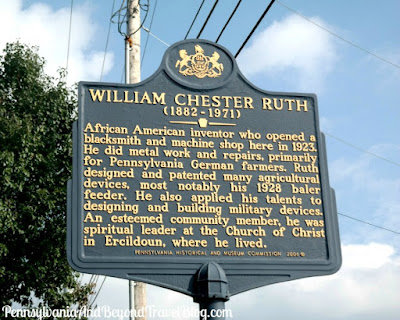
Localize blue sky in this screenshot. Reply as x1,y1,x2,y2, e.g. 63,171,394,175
1,0,399,319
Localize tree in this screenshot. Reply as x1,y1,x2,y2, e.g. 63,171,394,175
0,42,92,313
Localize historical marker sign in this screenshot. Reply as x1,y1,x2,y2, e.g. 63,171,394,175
67,39,341,296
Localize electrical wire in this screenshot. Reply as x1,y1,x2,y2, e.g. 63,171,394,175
87,274,100,306
143,27,169,47
141,0,158,68
185,0,206,39
276,0,400,70
204,1,399,239
197,0,220,39
216,0,242,43
112,0,149,38
66,0,73,73
87,274,94,288
89,276,107,308
88,1,119,298
235,0,276,58
100,0,116,81
215,0,398,169
338,213,400,235
324,132,400,167
121,64,125,83
128,0,150,37
112,0,128,36
229,2,399,169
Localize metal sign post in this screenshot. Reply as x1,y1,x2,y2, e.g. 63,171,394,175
194,262,229,320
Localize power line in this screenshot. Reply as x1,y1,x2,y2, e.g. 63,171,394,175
89,276,107,308
216,0,242,43
235,0,276,58
324,132,400,167
66,0,73,72
185,0,206,39
91,2,117,298
112,0,127,36
216,0,398,169
87,274,94,288
141,0,158,68
143,27,169,47
100,0,116,81
210,2,399,239
197,0,220,39
276,0,400,70
121,64,125,83
338,212,400,235
112,0,150,38
88,275,100,306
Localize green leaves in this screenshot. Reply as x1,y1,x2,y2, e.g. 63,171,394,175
0,42,90,313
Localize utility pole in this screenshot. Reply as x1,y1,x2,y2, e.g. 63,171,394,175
127,0,141,84
126,1,146,320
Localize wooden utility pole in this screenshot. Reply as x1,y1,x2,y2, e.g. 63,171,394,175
126,1,146,320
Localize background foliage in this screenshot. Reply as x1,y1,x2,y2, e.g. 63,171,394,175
0,42,91,314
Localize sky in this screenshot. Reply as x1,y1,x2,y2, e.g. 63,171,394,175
1,0,399,319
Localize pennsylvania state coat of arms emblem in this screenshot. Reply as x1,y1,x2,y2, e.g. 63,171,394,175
175,45,224,79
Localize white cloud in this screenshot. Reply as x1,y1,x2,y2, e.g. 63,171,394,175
237,14,337,91
0,0,114,84
229,242,400,319
343,243,395,269
90,243,400,320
